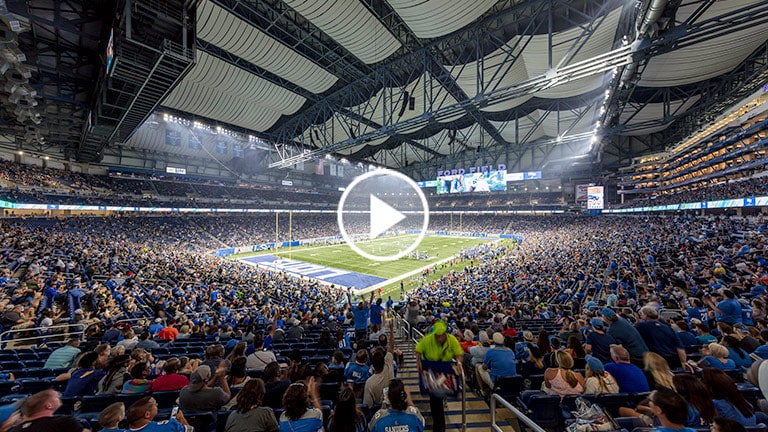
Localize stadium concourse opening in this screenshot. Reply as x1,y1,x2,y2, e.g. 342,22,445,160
4,0,768,432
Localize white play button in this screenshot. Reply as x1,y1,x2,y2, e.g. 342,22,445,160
369,194,406,239
337,169,429,262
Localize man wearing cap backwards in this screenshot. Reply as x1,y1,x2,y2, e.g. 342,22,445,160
8,390,87,432
178,365,230,416
599,308,648,365
415,320,463,432
148,318,164,335
585,317,617,364
476,333,516,397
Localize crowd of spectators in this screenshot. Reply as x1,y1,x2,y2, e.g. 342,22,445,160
4,159,768,214
0,184,767,431
620,176,768,208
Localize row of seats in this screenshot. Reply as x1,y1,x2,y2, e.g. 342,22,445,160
490,376,762,431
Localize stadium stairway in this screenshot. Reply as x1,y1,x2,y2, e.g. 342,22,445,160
395,331,518,432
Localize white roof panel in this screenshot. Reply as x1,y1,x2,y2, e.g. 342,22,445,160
640,0,768,87
197,0,338,94
284,0,401,64
386,0,497,38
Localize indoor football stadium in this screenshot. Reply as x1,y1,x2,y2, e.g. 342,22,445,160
1,1,768,432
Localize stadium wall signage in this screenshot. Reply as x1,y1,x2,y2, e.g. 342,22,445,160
437,164,506,177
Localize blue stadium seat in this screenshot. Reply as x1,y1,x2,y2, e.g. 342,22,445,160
152,390,180,409
245,369,264,379
0,354,17,362
0,381,20,394
55,396,79,416
526,374,545,391
16,378,53,393
0,361,23,370
319,381,341,406
80,394,116,414
516,391,562,430
16,352,38,361
596,393,631,417
0,394,29,405
216,410,234,432
21,368,54,379
116,393,146,410
184,412,216,432
492,375,525,401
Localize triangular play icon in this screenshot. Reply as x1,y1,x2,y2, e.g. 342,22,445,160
369,194,406,239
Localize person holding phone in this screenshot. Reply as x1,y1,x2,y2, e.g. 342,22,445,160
126,396,191,432
369,379,424,432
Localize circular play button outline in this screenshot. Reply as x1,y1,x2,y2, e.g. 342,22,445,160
337,169,429,262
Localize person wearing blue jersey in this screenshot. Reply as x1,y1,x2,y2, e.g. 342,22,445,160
369,379,424,432
741,300,755,326
126,396,192,432
344,349,372,383
685,298,709,323
349,291,373,342
703,290,742,325
370,298,385,328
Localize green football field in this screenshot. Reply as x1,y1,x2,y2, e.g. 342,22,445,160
231,235,494,296
272,235,489,278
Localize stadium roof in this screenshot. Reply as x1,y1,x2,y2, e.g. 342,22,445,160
2,0,768,179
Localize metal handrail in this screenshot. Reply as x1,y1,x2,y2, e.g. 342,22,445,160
491,393,547,432
0,323,86,349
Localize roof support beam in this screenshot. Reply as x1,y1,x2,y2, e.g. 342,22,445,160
268,0,631,168
210,0,371,85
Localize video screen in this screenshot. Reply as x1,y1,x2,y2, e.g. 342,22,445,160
436,170,507,194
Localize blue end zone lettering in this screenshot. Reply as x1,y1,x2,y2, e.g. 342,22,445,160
239,255,387,288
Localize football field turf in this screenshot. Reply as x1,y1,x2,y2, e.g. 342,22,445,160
234,235,491,279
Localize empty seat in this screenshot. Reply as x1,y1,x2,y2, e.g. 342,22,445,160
492,375,525,401
184,412,216,432
596,392,631,417
516,391,562,430
21,368,54,379
0,381,20,394
17,378,53,393
80,394,116,414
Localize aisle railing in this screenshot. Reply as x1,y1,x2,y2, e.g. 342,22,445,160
491,393,547,432
393,311,466,432
0,323,86,349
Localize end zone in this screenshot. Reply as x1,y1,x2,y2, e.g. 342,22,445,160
239,255,388,289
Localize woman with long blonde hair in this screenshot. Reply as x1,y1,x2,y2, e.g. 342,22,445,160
544,350,584,397
643,352,675,391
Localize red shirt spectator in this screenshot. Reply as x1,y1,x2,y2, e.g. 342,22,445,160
150,358,189,392
157,324,179,341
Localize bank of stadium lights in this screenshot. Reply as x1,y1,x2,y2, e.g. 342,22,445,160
163,113,190,127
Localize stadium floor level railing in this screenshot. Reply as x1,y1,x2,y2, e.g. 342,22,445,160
0,323,86,349
491,393,547,432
